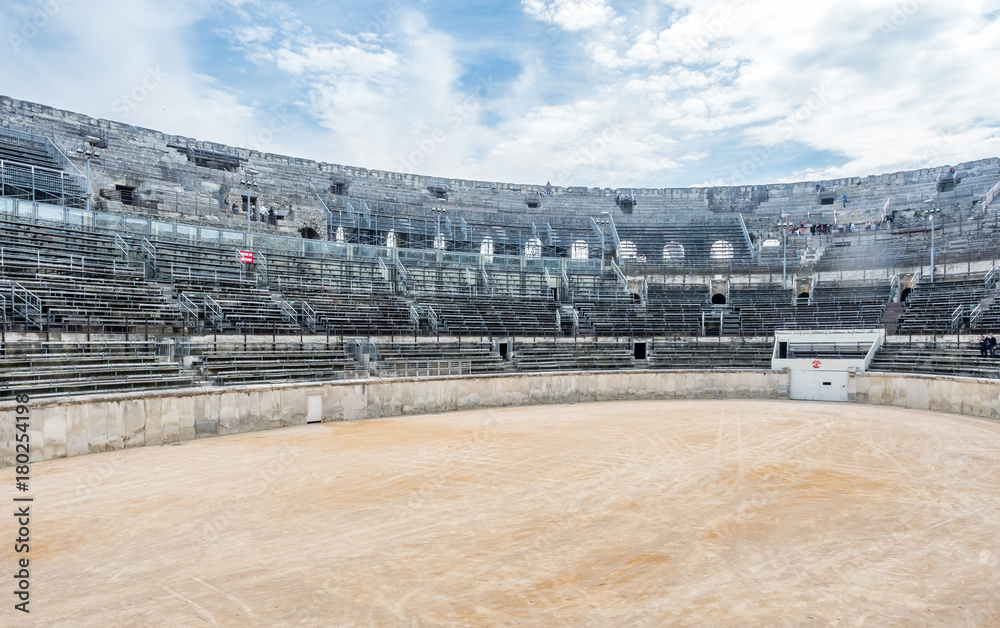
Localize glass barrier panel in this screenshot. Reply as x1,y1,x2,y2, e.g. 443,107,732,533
124,217,149,234
36,202,64,223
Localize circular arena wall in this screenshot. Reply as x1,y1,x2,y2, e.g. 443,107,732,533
3,370,999,467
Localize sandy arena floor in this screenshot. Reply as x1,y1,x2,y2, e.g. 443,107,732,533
3,399,1000,627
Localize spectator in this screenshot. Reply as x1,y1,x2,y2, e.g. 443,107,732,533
990,333,997,358
249,202,257,221
268,207,276,225
980,335,989,358
224,193,233,213
842,193,849,208
545,181,552,196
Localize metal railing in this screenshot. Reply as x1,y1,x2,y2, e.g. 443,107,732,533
889,273,900,302
204,295,226,331
610,260,627,291
982,180,1000,214
378,257,390,283
409,304,419,327
141,237,157,272
114,233,130,262
376,359,472,379
280,300,299,325
256,252,269,284
949,305,964,333
986,266,1000,291
178,293,199,327
11,281,44,330
394,257,408,290
481,266,493,295
302,301,317,333
971,303,984,330
0,159,88,207
427,306,439,334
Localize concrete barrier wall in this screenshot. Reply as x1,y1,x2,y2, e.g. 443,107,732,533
1,371,788,467
4,369,999,467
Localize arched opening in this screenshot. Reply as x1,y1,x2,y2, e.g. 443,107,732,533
480,236,495,263
571,240,589,260
663,242,685,262
711,240,734,260
386,231,397,248
524,237,542,258
299,227,320,240
798,292,810,304
900,288,912,302
335,226,346,243
711,293,727,305
630,292,641,303
619,240,637,260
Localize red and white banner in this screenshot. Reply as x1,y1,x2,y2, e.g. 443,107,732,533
238,250,254,264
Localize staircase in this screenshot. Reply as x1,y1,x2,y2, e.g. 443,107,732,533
879,302,906,335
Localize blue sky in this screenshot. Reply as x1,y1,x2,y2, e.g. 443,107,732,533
1,0,999,188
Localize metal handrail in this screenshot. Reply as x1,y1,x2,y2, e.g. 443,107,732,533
204,294,226,331
256,252,269,284
971,303,984,329
409,304,419,327
394,257,408,284
114,233,130,261
302,301,317,332
949,304,964,333
481,266,493,295
280,300,299,325
11,281,44,330
178,293,199,327
889,273,900,302
609,260,627,291
141,237,157,271
427,306,439,334
378,257,390,282
986,266,1000,291
982,180,1000,213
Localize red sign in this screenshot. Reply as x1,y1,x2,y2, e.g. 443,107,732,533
238,250,254,264
811,360,822,369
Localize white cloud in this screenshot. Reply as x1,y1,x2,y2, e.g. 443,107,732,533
523,0,615,31
1,0,998,189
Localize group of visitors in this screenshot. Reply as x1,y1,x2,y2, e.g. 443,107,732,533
979,333,997,358
224,194,277,225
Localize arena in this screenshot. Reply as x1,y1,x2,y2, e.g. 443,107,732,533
3,399,1000,626
2,93,1000,627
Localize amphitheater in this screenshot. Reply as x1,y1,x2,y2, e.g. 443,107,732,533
2,96,1000,626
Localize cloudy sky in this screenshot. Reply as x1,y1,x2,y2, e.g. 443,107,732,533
1,0,998,187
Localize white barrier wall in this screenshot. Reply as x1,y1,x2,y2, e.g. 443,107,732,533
3,369,1000,467
1,371,787,466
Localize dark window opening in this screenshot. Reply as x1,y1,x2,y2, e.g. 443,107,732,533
550,287,558,300
300,227,320,240
330,183,347,195
711,293,727,305
798,292,810,303
630,292,641,303
778,342,788,359
116,185,136,206
900,288,912,302
499,342,510,360
634,342,647,360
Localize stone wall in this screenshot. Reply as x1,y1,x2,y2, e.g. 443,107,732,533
2,96,997,233
5,368,1000,467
